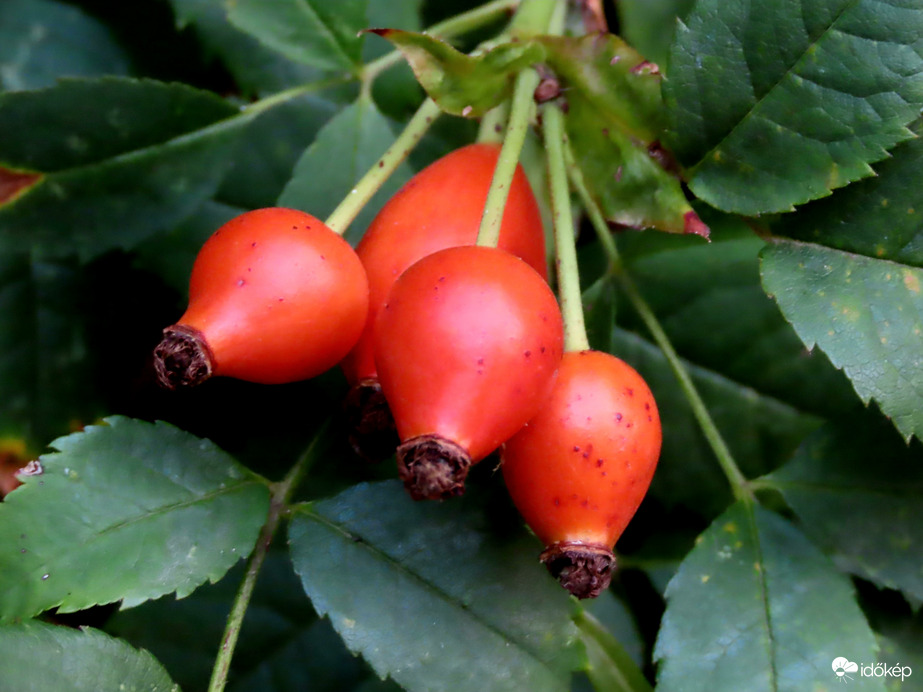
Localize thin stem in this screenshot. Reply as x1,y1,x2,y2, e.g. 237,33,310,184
324,96,442,235
206,425,329,692
507,0,558,36
475,67,540,247
362,0,520,83
543,103,589,352
477,102,510,144
241,78,350,121
566,146,752,501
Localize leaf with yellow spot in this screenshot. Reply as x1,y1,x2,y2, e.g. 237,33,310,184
763,414,923,603
665,0,923,215
655,501,881,691
762,239,923,441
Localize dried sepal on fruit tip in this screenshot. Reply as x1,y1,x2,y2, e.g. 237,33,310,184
540,542,615,599
343,378,399,463
396,434,472,501
153,324,214,390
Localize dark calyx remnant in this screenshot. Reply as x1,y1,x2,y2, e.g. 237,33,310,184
396,434,472,501
153,324,214,390
343,378,399,463
540,542,615,599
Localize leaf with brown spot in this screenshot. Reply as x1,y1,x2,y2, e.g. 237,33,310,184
0,166,42,207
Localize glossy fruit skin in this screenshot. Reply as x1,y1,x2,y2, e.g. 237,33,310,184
374,245,563,498
501,350,661,597
340,143,547,386
162,207,368,385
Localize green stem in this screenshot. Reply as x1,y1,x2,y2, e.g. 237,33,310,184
566,146,752,502
507,0,557,36
477,102,509,144
206,426,328,692
543,103,589,352
362,0,520,83
475,67,540,247
324,96,442,235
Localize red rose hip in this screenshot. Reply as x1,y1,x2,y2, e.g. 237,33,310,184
374,245,563,500
154,207,369,387
502,350,661,598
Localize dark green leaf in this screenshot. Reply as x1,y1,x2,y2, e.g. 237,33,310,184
226,0,367,73
132,200,243,299
654,502,882,691
665,0,923,214
277,96,415,244
541,34,704,235
612,327,820,516
363,0,423,62
583,274,617,354
0,78,235,171
773,119,923,267
0,0,130,91
0,253,105,446
369,29,544,117
617,216,857,419
0,78,244,260
168,0,325,96
761,239,923,441
216,91,341,209
108,551,375,692
763,415,923,602
872,607,923,691
616,0,695,67
575,608,651,692
289,480,585,692
0,620,179,692
0,416,270,622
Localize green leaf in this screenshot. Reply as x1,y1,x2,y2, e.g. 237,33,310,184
541,34,704,235
0,77,244,260
0,0,130,92
0,253,105,446
583,274,617,355
763,415,923,603
872,607,923,691
0,620,179,692
216,92,341,209
132,199,243,299
0,416,270,622
226,0,367,73
575,609,651,692
108,551,377,692
277,96,415,245
611,328,820,516
599,218,852,515
289,480,585,692
168,0,325,96
654,502,882,692
616,0,695,67
368,29,545,117
617,216,857,419
761,238,923,441
772,118,923,267
665,0,923,215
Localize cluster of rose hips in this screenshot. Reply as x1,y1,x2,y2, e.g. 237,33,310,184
153,143,662,599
